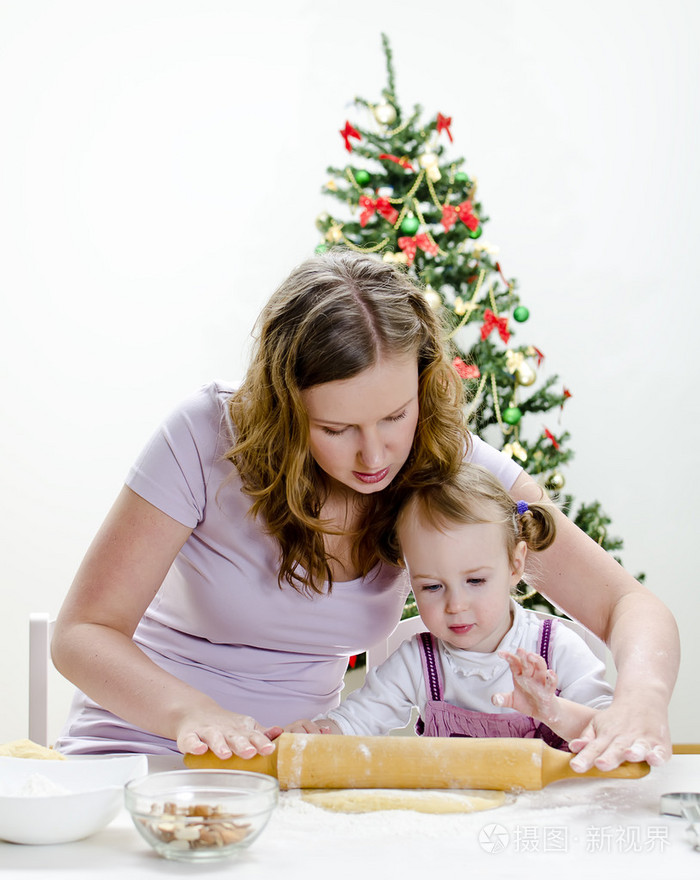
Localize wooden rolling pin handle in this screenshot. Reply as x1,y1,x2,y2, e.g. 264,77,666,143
541,746,650,786
184,749,279,778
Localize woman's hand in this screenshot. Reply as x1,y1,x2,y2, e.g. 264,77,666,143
284,718,340,735
567,694,671,772
176,708,283,760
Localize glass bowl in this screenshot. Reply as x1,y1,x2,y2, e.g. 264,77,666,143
124,769,279,862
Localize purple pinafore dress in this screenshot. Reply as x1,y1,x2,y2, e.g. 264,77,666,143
415,620,568,750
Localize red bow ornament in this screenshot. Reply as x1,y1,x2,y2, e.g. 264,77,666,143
340,121,361,152
436,112,453,143
543,427,560,450
397,234,438,266
452,357,480,379
441,201,479,233
359,196,399,228
560,387,572,412
480,308,511,344
379,153,414,171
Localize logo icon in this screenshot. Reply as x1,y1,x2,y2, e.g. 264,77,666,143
478,823,510,854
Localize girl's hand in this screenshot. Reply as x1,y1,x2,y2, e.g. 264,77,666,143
492,648,559,722
176,708,283,760
567,697,671,772
284,718,338,734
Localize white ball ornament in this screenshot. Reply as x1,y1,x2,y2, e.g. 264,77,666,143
424,287,442,310
373,102,397,126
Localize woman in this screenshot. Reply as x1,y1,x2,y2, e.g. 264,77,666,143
52,250,678,771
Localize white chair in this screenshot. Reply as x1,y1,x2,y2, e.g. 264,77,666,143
366,609,609,669
28,612,56,747
530,609,609,667
366,614,428,668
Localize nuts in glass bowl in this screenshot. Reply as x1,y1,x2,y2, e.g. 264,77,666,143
124,769,278,862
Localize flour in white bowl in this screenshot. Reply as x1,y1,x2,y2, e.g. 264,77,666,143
1,773,73,797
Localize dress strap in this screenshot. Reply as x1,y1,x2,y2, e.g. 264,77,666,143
538,617,555,667
417,631,444,701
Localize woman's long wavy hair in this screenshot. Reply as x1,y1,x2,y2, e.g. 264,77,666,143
227,249,470,595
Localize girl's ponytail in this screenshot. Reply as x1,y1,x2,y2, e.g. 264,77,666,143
515,500,557,552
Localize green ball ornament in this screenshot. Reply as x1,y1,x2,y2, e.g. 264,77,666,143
454,171,470,184
502,406,523,426
400,215,420,236
513,306,530,323
315,243,329,254
354,170,371,186
468,225,483,240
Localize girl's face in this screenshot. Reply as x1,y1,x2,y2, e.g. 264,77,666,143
401,518,527,653
301,355,419,496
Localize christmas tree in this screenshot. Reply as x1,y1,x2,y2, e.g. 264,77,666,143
314,35,636,618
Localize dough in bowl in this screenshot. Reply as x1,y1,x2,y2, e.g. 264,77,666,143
0,739,65,760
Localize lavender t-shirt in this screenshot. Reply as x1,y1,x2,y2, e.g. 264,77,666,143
55,382,522,755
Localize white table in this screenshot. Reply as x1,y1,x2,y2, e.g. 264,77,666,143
1,755,698,879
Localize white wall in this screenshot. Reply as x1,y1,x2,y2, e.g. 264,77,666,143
1,0,698,745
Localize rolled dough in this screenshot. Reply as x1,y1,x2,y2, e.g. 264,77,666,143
300,788,507,814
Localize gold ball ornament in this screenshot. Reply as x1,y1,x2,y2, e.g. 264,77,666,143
546,472,566,491
325,223,344,244
423,286,442,310
419,152,441,182
514,362,537,387
373,102,397,126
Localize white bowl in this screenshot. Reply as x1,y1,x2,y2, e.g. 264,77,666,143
0,754,148,844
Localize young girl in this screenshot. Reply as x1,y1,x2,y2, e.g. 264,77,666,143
288,463,613,758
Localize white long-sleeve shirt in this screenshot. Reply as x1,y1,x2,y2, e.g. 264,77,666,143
324,600,614,736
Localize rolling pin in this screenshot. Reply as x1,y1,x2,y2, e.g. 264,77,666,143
184,733,650,791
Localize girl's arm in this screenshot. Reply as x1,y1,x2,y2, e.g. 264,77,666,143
51,486,282,759
493,648,598,756
509,471,679,771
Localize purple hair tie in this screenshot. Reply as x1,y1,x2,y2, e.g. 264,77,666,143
516,500,529,516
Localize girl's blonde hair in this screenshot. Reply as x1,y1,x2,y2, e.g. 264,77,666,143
396,463,557,565
227,249,469,594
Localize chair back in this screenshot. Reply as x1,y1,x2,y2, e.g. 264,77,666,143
366,614,427,668
28,613,56,747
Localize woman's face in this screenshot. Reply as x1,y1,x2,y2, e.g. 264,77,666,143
301,355,420,495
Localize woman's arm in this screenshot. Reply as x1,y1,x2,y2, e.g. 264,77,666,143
509,471,679,771
51,486,281,759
